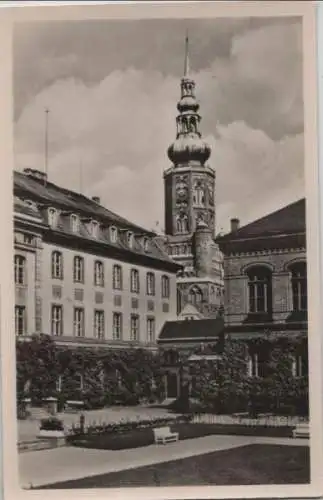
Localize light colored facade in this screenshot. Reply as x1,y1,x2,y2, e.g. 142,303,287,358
14,168,180,350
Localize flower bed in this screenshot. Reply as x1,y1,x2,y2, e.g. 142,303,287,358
40,417,64,432
68,421,293,451
68,414,191,438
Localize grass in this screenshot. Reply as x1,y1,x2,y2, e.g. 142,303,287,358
39,444,310,488
69,423,293,450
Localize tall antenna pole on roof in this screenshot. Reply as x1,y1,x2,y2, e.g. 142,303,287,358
79,160,83,194
44,108,49,186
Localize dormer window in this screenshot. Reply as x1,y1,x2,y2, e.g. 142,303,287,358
127,231,134,248
142,237,149,252
70,214,79,233
48,207,58,228
110,226,118,243
90,220,99,238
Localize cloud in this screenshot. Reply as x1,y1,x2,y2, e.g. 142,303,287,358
14,18,304,234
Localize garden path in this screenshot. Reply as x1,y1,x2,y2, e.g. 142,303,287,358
19,434,308,489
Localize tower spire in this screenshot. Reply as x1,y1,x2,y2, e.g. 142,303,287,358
184,31,190,77
167,35,211,167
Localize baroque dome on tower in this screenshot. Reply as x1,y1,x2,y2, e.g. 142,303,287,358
167,36,211,167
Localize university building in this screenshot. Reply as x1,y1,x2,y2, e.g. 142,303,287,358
14,168,180,350
217,198,308,378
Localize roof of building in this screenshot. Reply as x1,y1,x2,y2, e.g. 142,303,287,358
158,317,224,342
13,170,181,270
217,198,305,242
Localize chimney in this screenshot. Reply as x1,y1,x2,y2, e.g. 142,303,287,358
92,196,100,204
230,218,240,232
23,168,47,183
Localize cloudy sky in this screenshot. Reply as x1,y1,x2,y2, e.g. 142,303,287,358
13,16,304,234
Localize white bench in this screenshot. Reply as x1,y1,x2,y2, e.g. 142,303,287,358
292,423,310,439
153,426,179,445
64,400,85,413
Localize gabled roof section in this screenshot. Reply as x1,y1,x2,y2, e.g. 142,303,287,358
14,170,153,234
13,170,181,270
216,198,305,243
158,317,224,342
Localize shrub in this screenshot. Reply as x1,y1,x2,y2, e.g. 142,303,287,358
40,417,64,431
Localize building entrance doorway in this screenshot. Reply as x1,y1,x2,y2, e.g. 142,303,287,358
166,372,178,398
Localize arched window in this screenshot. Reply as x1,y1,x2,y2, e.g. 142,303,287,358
290,262,307,312
247,266,272,314
193,182,205,207
90,220,99,238
176,215,188,234
73,256,84,283
94,260,104,287
70,214,79,233
14,255,26,285
113,264,122,290
48,207,58,228
146,272,155,296
130,269,140,293
110,226,118,243
188,286,203,306
52,251,63,279
161,275,170,299
127,231,134,248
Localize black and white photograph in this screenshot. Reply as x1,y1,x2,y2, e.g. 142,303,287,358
0,1,322,498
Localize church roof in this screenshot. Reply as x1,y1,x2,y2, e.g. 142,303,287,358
216,198,306,253
218,198,305,242
158,317,224,343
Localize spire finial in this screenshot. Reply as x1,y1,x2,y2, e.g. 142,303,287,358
184,30,189,77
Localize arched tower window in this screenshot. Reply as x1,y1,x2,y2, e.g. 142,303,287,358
188,286,203,306
193,182,205,207
247,266,272,314
176,215,188,234
290,262,307,312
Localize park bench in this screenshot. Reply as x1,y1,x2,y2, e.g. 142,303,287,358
153,426,179,445
292,422,309,439
64,400,85,413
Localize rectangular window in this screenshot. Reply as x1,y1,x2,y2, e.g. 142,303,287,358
113,312,122,340
130,269,140,293
113,265,122,290
51,304,63,336
161,275,170,299
73,256,84,283
130,314,140,342
146,272,155,296
14,255,26,285
292,355,303,377
146,317,155,343
73,307,85,337
51,251,63,279
94,260,104,287
94,310,105,339
248,353,259,377
15,306,26,336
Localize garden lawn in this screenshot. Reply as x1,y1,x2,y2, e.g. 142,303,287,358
69,423,293,450
39,444,310,488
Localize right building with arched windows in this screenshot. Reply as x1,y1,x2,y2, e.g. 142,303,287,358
216,198,308,378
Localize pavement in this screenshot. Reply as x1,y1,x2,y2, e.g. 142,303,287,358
19,434,309,489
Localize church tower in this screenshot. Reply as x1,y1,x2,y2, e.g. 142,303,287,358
164,35,215,237
163,34,224,318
